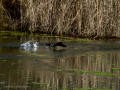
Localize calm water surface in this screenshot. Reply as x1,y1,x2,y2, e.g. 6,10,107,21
0,35,120,90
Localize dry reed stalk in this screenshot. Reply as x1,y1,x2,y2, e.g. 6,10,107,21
0,0,120,38
0,2,12,28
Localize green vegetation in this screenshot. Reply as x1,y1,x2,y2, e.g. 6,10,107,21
17,55,24,56
75,88,113,90
28,77,33,81
47,87,60,89
76,38,93,42
12,83,16,85
11,63,16,65
55,69,62,71
0,82,5,84
30,54,50,57
98,61,110,63
0,30,28,36
100,81,107,83
1,74,5,75
54,68,117,76
112,68,120,71
2,60,7,62
0,0,120,38
80,54,86,56
76,69,116,75
3,36,7,38
27,82,47,85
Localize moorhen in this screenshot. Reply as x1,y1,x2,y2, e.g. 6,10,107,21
45,42,66,48
52,42,66,47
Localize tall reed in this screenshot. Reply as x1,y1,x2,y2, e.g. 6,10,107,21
0,0,120,38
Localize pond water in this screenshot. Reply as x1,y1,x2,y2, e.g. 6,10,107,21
0,35,120,90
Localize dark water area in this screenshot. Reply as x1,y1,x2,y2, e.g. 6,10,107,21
0,35,120,90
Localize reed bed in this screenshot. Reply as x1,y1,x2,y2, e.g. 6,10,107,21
0,0,120,38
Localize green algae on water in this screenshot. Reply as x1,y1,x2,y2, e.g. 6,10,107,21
30,54,49,57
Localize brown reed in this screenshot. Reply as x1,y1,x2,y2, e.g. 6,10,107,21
0,0,120,38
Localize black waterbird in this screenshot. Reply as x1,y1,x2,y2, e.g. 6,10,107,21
45,42,66,48
52,42,66,47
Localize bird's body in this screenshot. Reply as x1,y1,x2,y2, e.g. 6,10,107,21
45,42,66,48
52,42,66,47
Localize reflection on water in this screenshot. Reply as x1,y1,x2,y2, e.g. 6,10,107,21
0,35,120,90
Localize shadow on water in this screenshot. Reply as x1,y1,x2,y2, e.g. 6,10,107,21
0,35,120,90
